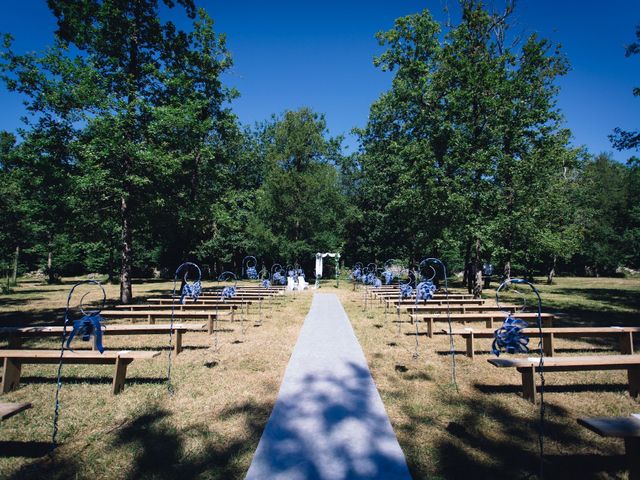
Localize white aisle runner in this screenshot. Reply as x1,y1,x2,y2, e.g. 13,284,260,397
245,293,413,480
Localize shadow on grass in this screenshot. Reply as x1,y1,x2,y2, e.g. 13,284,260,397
555,287,640,310
7,401,273,480
0,297,46,307
0,441,51,458
397,390,624,479
474,382,628,395
0,308,63,327
20,375,165,387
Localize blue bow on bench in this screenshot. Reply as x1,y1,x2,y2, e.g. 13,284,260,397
383,270,394,285
247,266,258,280
416,281,436,303
492,315,529,356
262,279,271,289
180,280,202,304
273,272,285,285
400,284,413,299
65,313,105,353
221,286,236,299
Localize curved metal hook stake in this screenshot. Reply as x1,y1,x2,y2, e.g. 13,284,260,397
175,262,202,285
495,277,545,479
218,271,238,286
65,280,107,320
242,256,258,278
418,257,458,389
54,279,107,449
496,278,541,322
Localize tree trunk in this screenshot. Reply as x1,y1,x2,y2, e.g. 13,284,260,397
11,245,19,286
120,194,133,303
472,238,483,298
503,260,511,283
546,256,557,285
47,248,55,284
462,242,471,285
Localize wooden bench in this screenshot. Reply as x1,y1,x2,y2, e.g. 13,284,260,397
445,326,637,358
387,298,486,308
578,414,640,480
1,349,161,394
0,402,32,421
100,310,230,334
0,323,207,355
410,311,552,337
403,304,518,317
488,355,640,403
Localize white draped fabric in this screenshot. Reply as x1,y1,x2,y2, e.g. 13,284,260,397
315,252,340,278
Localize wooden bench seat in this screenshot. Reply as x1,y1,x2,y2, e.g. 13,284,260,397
117,303,238,309
387,298,486,308
412,312,554,337
0,402,32,421
1,349,161,394
100,310,230,333
0,323,207,354
578,414,640,479
445,326,637,358
488,355,640,403
403,304,517,316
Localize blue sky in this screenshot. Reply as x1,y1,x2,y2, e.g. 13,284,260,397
0,1,638,161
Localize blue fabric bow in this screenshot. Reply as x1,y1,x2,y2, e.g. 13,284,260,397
273,272,286,285
492,315,530,356
383,270,394,285
416,281,437,302
262,279,271,289
373,278,382,288
180,280,202,304
351,268,361,280
400,284,413,299
65,313,105,353
221,286,236,299
246,266,258,280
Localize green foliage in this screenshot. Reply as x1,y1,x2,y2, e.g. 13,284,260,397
352,1,581,281
249,108,348,268
610,25,640,151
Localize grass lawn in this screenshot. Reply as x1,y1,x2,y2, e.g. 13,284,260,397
0,275,639,479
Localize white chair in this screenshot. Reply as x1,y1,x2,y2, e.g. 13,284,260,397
287,276,297,291
297,276,308,290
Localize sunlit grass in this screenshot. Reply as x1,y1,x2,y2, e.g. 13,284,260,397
1,276,639,478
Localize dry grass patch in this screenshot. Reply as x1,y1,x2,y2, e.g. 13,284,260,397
337,277,640,479
0,278,312,479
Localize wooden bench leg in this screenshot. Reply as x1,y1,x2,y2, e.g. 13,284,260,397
625,437,640,480
207,314,213,335
520,366,537,404
485,318,493,328
175,331,183,355
628,366,640,398
466,333,474,359
543,316,553,328
427,319,433,338
2,358,22,393
542,333,555,357
620,332,634,355
112,357,129,394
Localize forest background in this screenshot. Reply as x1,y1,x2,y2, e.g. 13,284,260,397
0,0,638,301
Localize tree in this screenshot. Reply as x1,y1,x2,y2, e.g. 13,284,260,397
572,153,628,275
2,1,235,299
356,1,577,291
249,108,347,270
610,25,640,151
